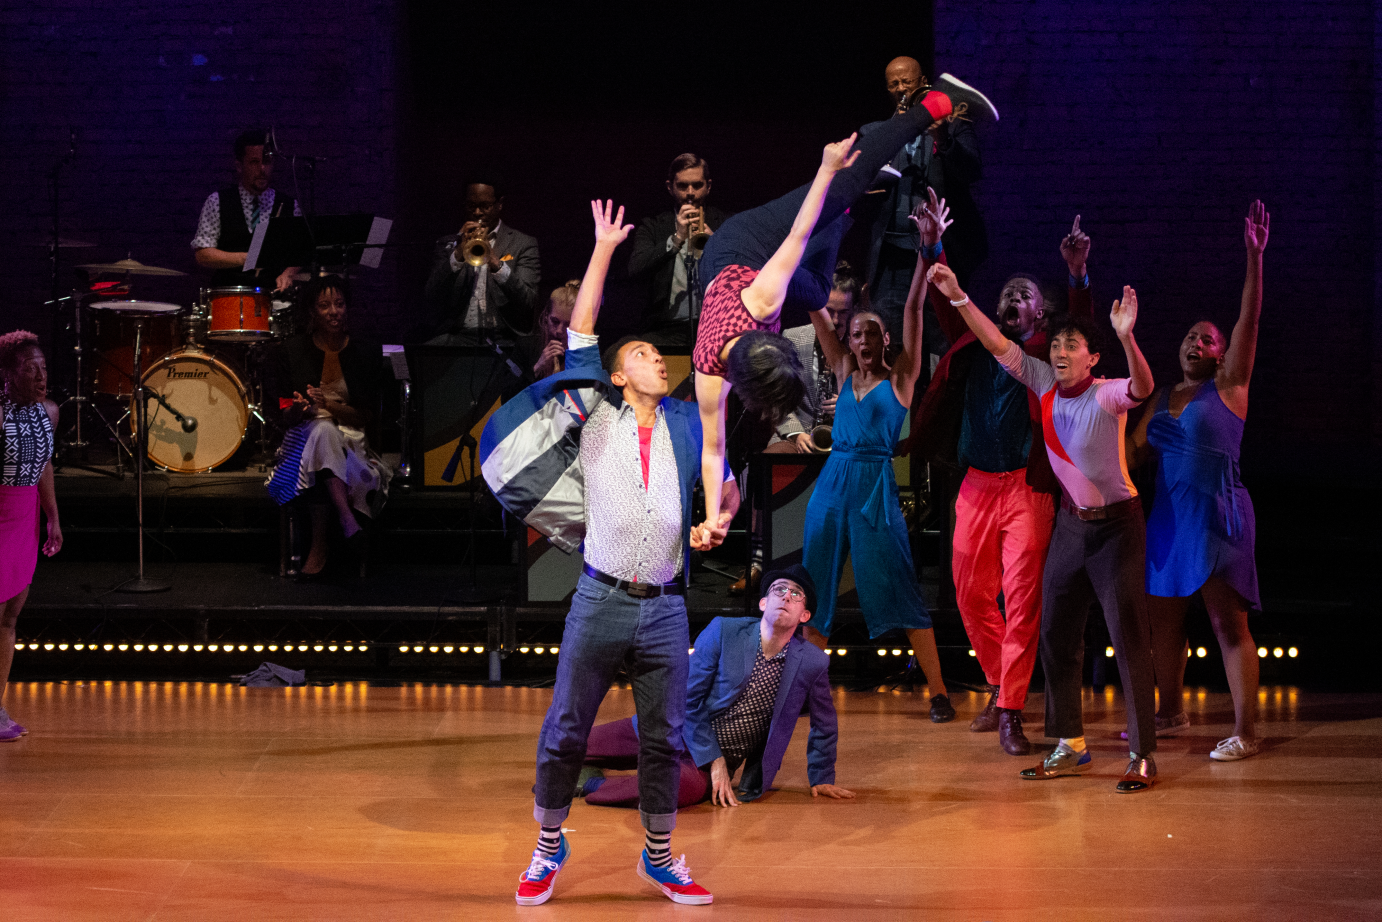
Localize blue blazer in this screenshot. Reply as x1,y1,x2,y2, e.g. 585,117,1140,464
480,341,725,575
682,616,838,801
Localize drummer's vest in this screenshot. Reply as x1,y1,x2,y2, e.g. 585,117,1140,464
212,186,297,288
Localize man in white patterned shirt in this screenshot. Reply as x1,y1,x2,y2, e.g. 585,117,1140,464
191,129,301,291
501,201,738,908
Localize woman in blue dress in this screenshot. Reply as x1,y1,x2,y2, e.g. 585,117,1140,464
801,191,953,721
1129,201,1269,761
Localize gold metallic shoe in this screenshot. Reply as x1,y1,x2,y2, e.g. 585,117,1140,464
1115,753,1157,793
1020,746,1092,780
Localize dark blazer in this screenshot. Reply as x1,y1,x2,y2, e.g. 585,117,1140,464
905,253,1092,497
627,205,729,322
273,333,384,439
681,617,837,801
424,222,541,337
858,117,987,285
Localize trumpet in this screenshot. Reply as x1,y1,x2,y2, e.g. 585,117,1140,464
461,225,491,267
686,206,711,258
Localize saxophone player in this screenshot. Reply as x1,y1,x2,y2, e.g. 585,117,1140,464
628,153,729,349
765,261,860,454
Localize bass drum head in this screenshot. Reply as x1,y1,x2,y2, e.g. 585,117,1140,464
138,350,249,473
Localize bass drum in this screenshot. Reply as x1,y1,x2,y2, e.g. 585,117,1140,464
138,349,249,473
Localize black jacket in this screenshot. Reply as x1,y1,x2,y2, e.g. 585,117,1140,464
273,333,384,440
424,223,541,338
627,204,729,322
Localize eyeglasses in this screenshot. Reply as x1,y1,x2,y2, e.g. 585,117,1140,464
768,584,805,602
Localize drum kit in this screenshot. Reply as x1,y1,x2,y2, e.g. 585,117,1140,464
67,258,303,474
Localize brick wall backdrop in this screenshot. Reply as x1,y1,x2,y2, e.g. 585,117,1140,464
0,0,401,342
934,1,1377,475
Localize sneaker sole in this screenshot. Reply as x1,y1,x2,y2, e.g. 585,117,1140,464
636,860,713,905
935,74,1000,122
515,863,562,907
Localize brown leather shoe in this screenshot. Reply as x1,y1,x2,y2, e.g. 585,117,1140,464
998,708,1032,755
969,686,1000,732
1115,753,1157,793
727,564,762,597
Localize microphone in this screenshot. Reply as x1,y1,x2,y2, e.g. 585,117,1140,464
181,416,198,433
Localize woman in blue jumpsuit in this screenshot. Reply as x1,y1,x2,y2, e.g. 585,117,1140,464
801,191,952,721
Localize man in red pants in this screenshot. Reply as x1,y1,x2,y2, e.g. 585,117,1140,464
911,209,1092,755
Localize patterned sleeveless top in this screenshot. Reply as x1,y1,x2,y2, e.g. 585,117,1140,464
692,264,776,376
0,397,55,487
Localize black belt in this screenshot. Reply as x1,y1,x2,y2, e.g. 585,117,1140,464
1060,496,1140,522
582,564,685,599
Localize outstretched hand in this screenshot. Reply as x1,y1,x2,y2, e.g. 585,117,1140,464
1110,285,1139,339
910,187,952,248
1244,199,1270,255
926,262,964,302
821,133,861,173
591,199,634,246
1060,215,1091,275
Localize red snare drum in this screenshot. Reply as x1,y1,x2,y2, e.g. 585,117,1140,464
204,286,272,342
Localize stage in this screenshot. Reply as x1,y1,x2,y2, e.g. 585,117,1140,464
3,681,1379,921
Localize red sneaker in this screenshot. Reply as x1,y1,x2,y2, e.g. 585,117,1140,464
515,835,569,906
637,850,713,905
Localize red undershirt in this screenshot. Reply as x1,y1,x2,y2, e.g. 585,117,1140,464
638,425,653,489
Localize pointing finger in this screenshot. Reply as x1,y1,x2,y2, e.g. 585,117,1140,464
1071,215,1081,235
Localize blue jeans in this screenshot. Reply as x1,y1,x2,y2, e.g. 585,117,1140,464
533,574,690,833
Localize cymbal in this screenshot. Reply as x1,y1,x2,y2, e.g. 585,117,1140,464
77,258,187,277
30,237,97,249
87,300,183,316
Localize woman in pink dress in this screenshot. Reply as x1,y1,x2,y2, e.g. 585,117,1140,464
0,331,62,741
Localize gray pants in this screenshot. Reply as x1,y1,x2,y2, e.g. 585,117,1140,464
1039,506,1157,754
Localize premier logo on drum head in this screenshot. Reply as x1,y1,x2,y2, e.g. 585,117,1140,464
167,366,210,379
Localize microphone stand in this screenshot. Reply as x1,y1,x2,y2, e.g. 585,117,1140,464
117,319,171,593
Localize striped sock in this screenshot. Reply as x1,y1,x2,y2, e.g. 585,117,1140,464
645,831,672,868
536,823,562,858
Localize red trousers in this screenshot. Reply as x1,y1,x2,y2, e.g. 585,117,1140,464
952,468,1055,710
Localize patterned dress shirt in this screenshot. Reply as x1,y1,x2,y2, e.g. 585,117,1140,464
576,342,684,584
710,641,787,762
191,186,303,250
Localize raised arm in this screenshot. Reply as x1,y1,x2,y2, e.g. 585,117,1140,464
926,262,1009,357
1223,200,1268,389
1060,214,1093,319
808,308,852,381
1110,286,1153,401
569,200,634,336
892,191,951,404
740,135,861,323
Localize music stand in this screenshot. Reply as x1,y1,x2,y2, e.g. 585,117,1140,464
91,301,181,593
247,213,393,277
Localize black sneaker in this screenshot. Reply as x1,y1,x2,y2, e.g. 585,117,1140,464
932,74,1000,123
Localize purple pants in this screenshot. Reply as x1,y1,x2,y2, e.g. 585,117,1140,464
583,717,711,809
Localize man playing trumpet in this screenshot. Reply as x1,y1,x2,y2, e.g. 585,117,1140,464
628,153,729,349
424,180,541,343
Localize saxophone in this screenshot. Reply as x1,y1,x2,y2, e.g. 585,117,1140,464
808,342,835,453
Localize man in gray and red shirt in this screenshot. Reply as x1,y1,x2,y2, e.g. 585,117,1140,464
928,260,1159,795
487,202,738,907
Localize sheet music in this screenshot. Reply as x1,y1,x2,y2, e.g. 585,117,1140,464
245,219,269,270
361,217,393,269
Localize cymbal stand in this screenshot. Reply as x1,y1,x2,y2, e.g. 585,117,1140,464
51,295,130,476
244,341,276,469
116,318,170,593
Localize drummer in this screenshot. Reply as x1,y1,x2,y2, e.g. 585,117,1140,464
191,129,302,292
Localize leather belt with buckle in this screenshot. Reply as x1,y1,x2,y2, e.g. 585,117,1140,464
582,563,685,598
1060,496,1140,522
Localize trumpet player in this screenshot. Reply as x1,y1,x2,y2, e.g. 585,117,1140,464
424,181,541,344
628,154,728,349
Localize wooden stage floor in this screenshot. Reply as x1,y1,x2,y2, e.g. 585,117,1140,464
4,681,1380,921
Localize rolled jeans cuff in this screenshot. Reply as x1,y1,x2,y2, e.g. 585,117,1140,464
533,799,571,828
640,807,677,834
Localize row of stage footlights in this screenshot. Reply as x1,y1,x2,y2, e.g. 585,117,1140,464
13,643,1300,659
